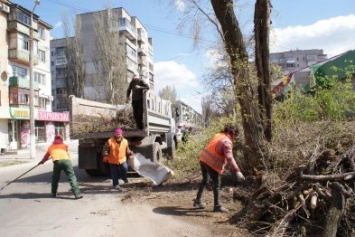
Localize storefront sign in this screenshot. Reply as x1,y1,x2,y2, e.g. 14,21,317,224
37,111,70,122
10,108,30,119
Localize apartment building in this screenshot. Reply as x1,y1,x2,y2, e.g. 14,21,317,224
270,49,327,75
51,7,154,112
0,0,10,153
0,1,70,152
175,100,202,130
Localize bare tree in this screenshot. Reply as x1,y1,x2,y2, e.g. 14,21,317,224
159,85,177,104
168,0,272,166
62,12,86,99
92,8,127,104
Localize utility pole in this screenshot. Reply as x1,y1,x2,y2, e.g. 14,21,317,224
29,0,40,159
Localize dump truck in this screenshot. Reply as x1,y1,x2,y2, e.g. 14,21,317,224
69,91,178,176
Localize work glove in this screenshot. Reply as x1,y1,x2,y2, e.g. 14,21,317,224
236,171,246,182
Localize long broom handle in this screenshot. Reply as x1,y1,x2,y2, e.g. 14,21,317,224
0,164,40,191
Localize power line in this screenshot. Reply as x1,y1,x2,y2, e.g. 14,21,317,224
46,0,216,44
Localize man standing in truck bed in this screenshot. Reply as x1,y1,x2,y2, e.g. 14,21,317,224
126,75,150,129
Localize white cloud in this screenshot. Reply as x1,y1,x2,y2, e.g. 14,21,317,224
271,14,355,56
154,60,202,113
174,0,186,13
204,48,228,69
53,21,63,29
154,61,198,92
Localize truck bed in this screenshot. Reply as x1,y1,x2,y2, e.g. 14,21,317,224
69,91,175,139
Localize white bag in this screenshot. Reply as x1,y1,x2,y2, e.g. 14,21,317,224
128,153,174,186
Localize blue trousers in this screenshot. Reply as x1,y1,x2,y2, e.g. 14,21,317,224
109,162,128,187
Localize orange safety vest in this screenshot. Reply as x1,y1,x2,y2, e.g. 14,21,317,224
48,143,70,162
199,133,230,174
106,137,129,165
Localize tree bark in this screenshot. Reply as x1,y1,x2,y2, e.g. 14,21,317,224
210,0,264,168
254,0,272,142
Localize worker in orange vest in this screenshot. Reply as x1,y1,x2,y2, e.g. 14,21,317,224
193,124,245,212
38,134,82,199
102,128,134,191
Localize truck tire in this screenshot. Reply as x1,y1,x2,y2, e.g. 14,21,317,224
98,157,110,177
85,169,101,177
152,142,162,164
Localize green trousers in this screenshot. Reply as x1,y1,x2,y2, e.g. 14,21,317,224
51,159,81,196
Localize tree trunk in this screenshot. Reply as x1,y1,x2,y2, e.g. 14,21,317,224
254,0,272,142
211,0,264,168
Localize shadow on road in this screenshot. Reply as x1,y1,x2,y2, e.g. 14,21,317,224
0,192,76,200
152,205,209,217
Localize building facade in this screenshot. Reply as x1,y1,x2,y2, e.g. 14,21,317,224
175,100,202,131
50,7,154,112
270,49,327,75
0,1,70,153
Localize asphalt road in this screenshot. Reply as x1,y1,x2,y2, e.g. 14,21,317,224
0,142,214,237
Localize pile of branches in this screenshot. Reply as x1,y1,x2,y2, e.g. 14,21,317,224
234,121,355,237
71,107,137,135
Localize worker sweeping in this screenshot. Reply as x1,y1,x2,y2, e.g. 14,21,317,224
38,134,83,199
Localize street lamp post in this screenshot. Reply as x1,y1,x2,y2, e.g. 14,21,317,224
29,0,40,159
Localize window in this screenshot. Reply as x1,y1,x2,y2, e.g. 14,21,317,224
126,45,136,59
9,89,18,104
12,65,27,77
56,68,66,78
38,50,45,63
18,33,29,51
39,97,46,109
56,47,65,56
34,72,46,85
56,88,67,95
16,11,31,26
38,26,45,40
19,92,29,104
9,88,39,106
56,58,66,65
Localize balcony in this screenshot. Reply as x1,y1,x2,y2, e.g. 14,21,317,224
138,58,147,67
137,47,147,56
7,21,39,39
8,49,39,65
137,29,146,43
9,76,39,90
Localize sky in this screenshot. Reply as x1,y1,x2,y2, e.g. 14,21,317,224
11,0,355,114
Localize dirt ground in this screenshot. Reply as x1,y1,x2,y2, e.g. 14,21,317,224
119,173,253,237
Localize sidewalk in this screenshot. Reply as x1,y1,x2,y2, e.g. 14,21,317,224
0,140,79,167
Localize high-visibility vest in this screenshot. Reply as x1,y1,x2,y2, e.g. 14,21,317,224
48,143,70,162
199,133,230,174
106,137,129,165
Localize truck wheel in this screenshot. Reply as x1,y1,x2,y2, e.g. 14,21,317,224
166,139,176,160
98,158,110,177
85,169,101,177
152,142,162,163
